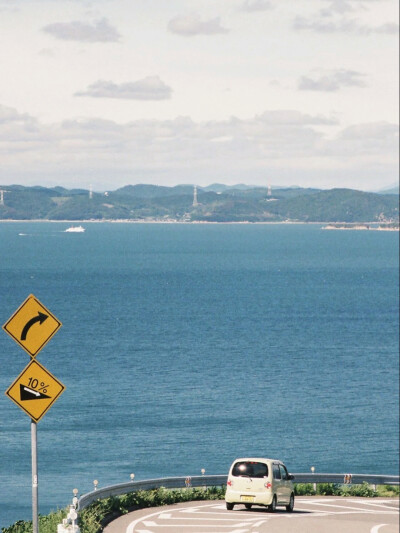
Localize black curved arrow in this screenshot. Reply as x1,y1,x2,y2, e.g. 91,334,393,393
21,312,48,341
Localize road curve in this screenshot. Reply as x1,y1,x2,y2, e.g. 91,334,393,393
104,497,399,533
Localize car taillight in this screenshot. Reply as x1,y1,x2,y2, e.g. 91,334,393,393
264,482,272,489
227,480,233,486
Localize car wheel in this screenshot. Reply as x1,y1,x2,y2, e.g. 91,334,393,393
226,502,234,510
286,493,294,512
244,503,252,510
268,495,277,512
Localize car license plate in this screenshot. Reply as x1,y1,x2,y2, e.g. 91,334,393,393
241,495,255,502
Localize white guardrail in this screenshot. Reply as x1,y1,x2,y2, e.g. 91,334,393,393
77,473,400,511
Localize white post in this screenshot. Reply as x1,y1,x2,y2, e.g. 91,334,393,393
201,469,206,490
311,466,316,492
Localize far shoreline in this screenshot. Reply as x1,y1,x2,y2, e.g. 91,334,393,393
0,219,398,230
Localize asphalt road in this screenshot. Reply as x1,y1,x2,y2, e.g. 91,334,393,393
104,497,399,533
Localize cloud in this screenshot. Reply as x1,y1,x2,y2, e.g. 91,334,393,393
374,23,399,34
338,122,398,141
0,104,37,128
293,15,399,35
167,14,229,36
298,69,367,91
42,18,121,42
75,77,172,100
256,110,337,125
320,0,354,16
323,122,399,157
241,0,274,12
0,106,397,189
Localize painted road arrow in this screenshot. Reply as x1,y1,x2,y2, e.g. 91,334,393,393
20,384,51,401
21,312,48,341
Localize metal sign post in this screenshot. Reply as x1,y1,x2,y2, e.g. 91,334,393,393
3,294,64,533
31,421,39,533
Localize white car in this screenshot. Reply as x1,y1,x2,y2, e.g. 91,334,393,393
225,457,295,512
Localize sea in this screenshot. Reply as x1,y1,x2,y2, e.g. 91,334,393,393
0,222,398,529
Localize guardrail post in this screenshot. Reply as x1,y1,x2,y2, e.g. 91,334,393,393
311,466,316,492
201,469,206,490
57,491,80,533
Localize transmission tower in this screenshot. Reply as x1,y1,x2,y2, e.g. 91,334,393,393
0,189,10,206
193,185,198,207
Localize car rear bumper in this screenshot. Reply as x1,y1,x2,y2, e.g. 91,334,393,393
225,489,273,506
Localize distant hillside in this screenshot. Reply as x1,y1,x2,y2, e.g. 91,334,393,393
0,184,398,223
376,185,399,195
266,188,399,223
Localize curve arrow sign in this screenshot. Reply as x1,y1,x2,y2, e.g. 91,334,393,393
21,312,48,341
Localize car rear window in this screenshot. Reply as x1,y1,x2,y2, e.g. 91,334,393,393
232,461,269,478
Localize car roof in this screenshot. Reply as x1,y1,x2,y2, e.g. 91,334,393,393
231,457,284,464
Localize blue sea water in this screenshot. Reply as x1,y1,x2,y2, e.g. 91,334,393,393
0,222,398,528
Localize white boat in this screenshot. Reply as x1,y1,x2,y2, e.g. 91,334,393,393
65,225,85,233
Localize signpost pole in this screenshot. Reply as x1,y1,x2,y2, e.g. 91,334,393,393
3,294,64,533
31,420,39,533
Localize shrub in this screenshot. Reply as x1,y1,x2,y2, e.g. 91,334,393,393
2,509,67,533
317,483,342,496
341,482,376,498
294,483,316,496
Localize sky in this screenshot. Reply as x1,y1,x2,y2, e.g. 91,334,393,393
0,0,398,192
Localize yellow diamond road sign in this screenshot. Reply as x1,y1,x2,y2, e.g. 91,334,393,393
3,294,62,357
6,359,65,422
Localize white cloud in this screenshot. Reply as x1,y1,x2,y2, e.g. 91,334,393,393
1,105,396,189
299,69,367,91
241,0,274,12
42,18,121,42
338,121,398,141
167,14,229,36
0,105,37,133
256,110,337,125
320,0,354,16
75,77,173,100
293,15,399,34
323,122,399,158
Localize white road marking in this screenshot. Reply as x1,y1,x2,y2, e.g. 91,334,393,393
128,500,399,533
156,516,257,522
303,502,389,513
296,499,335,503
370,525,388,533
180,510,256,517
348,501,399,510
127,509,178,533
142,522,250,527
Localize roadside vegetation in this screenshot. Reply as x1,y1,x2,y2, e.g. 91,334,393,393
2,484,398,533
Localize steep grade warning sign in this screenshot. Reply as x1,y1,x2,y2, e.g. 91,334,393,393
6,359,65,422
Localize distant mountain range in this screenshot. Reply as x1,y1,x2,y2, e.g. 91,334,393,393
0,184,398,223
